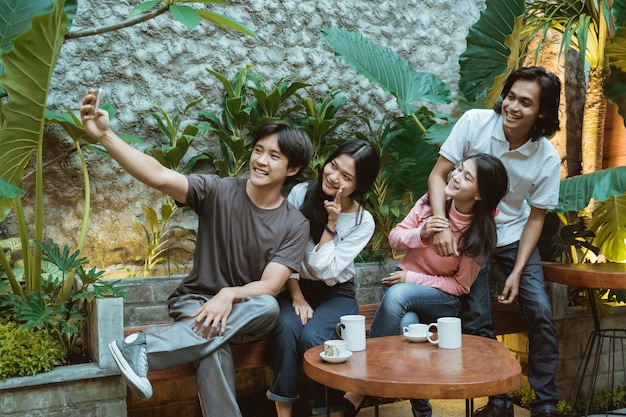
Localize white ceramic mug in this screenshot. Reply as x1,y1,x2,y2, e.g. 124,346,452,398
323,339,347,357
334,314,366,351
403,323,429,337
427,317,462,349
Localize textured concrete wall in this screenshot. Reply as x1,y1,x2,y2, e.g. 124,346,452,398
12,0,486,268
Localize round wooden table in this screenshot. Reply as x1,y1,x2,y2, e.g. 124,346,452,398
304,334,521,416
542,262,626,417
542,262,626,289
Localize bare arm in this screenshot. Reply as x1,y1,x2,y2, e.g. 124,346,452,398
192,261,293,338
497,206,547,304
287,278,314,325
427,156,457,256
80,90,188,203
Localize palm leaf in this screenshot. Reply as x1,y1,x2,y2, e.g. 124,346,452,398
458,0,526,103
589,194,626,262
320,26,451,115
554,166,626,212
0,0,68,221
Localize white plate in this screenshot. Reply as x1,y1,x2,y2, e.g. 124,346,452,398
404,332,433,343
320,350,353,363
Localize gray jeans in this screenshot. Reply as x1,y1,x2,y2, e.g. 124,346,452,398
142,293,280,417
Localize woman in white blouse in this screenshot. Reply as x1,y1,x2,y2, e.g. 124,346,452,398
267,140,380,417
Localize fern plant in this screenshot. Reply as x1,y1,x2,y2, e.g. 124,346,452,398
0,239,124,365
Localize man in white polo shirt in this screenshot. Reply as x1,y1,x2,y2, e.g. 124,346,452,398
428,67,562,417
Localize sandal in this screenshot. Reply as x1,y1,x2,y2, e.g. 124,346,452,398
342,397,364,417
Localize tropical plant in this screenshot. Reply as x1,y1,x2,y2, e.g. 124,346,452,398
0,238,124,369
355,114,438,259
554,165,626,263
458,0,626,175
292,86,352,177
128,98,209,276
320,26,453,257
199,65,310,177
321,26,453,131
538,166,626,310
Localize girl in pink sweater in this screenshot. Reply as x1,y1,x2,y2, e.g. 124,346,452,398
343,153,508,417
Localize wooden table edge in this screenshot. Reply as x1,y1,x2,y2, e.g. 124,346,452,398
303,335,521,399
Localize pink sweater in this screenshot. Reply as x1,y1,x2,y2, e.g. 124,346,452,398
389,195,483,296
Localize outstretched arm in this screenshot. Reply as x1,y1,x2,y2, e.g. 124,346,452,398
80,89,188,203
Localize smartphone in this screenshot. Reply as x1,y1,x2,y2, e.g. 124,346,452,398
91,88,102,115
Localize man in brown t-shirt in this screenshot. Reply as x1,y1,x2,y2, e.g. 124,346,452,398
81,92,312,417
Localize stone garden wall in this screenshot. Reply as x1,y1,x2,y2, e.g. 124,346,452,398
4,0,486,269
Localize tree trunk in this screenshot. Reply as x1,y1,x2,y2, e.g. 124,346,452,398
565,49,585,177
603,101,626,168
581,67,609,174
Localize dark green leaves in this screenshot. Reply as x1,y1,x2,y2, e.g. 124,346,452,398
321,26,451,115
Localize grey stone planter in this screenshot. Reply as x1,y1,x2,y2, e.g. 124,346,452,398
120,261,399,327
0,297,127,417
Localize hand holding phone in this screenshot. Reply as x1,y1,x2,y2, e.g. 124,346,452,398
91,88,102,115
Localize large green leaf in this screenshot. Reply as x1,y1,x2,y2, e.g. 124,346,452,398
0,0,68,220
0,0,54,54
613,0,626,27
589,194,626,262
554,166,626,213
0,0,75,96
170,4,200,29
320,26,451,115
458,0,526,103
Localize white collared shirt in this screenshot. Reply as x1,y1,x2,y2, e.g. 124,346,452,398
440,109,561,247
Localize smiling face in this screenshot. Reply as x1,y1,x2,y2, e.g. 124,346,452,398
321,154,357,199
501,79,544,145
445,158,480,212
248,133,298,188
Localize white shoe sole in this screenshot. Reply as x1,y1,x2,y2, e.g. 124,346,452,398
109,340,153,400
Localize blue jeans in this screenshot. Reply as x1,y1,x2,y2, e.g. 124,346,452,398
460,242,560,413
369,281,461,417
267,279,358,415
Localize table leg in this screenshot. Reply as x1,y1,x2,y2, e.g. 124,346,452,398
374,397,379,417
466,398,474,417
325,386,330,417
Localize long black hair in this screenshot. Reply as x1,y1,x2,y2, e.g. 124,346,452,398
300,140,380,243
455,154,509,264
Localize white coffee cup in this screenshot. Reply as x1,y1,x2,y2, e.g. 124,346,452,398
334,314,366,352
427,317,462,349
403,323,429,337
323,339,347,357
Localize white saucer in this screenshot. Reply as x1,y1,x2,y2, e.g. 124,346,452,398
404,332,433,343
320,351,353,363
